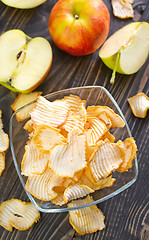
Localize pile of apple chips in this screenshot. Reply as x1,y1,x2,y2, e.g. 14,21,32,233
19,94,137,234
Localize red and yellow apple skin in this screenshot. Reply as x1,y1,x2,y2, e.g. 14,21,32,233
49,0,110,56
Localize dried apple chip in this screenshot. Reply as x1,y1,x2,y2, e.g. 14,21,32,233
98,111,112,129
101,131,116,143
25,168,73,201
61,115,85,134
25,168,58,201
89,141,124,181
0,110,9,152
64,185,94,203
86,144,98,162
111,0,134,19
0,152,5,175
11,91,42,122
49,132,86,178
31,96,69,128
117,138,137,172
87,106,125,127
68,195,105,235
49,172,74,195
85,117,108,146
128,92,149,118
23,119,33,132
51,193,65,206
61,95,86,134
79,169,115,191
21,139,49,176
64,94,86,115
0,199,40,231
33,125,67,152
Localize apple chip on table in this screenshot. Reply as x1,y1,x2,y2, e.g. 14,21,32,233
0,199,40,231
128,92,149,118
111,0,134,19
19,94,137,234
11,91,42,122
0,110,9,175
68,195,105,235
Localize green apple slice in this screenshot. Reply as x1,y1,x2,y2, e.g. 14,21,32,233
1,0,47,9
99,22,149,84
0,29,52,93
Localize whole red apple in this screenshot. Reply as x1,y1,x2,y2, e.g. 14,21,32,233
49,0,110,56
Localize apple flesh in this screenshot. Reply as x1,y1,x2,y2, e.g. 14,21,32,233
1,0,47,9
0,29,52,93
99,22,149,83
49,0,110,56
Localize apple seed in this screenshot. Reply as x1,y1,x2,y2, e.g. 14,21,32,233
17,51,23,60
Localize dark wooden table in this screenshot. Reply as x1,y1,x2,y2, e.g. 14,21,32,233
0,0,149,239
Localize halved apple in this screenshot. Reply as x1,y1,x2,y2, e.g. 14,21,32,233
99,22,149,84
1,0,47,9
0,29,52,93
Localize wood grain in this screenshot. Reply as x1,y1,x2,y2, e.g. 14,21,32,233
0,0,149,239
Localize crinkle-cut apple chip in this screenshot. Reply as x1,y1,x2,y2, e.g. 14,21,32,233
30,96,69,128
0,152,5,176
64,185,94,203
87,106,125,128
64,95,86,115
51,193,65,206
78,173,116,191
98,112,112,129
49,132,86,178
86,143,99,162
33,125,67,152
25,168,73,201
68,195,105,235
23,119,33,132
49,172,74,195
84,162,115,187
128,92,149,118
0,110,9,152
111,0,134,19
11,91,42,122
61,95,86,134
85,117,108,146
61,115,85,134
0,199,40,231
60,128,68,138
101,131,116,143
21,139,49,176
117,138,137,172
89,140,124,181
25,168,58,201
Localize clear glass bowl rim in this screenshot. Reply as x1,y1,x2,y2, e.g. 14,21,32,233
9,86,138,213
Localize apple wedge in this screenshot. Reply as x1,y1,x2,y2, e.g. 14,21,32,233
99,22,149,84
1,0,47,9
0,29,52,93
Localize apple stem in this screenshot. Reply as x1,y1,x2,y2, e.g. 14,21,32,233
110,51,120,84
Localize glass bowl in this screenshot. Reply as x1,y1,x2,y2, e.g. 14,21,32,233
9,86,138,213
